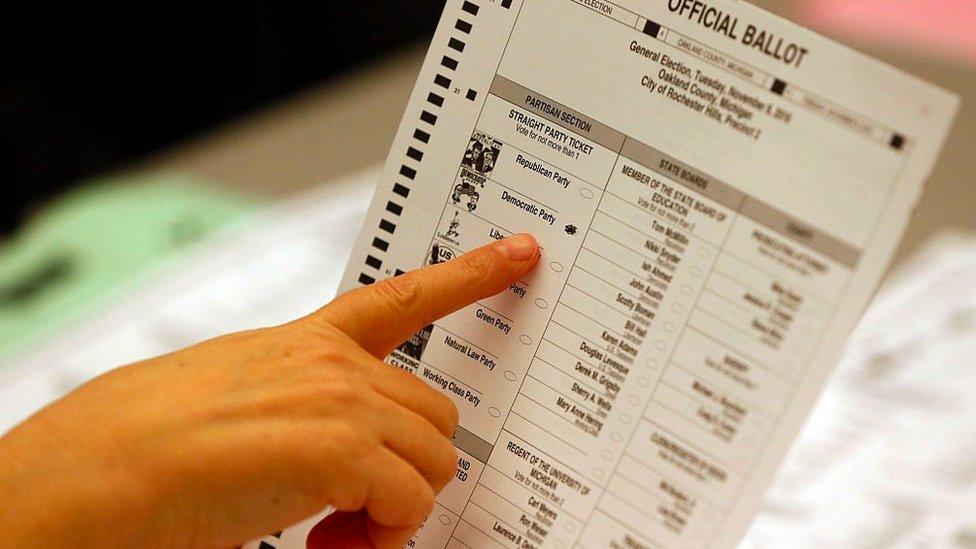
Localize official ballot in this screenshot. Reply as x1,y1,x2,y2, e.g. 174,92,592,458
249,0,958,547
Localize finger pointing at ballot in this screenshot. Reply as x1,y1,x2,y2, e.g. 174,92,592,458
0,235,539,549
321,232,541,358
303,233,540,548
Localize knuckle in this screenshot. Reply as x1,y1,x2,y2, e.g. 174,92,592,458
331,483,368,512
410,483,436,522
373,275,423,314
435,392,460,434
378,475,434,527
315,345,355,369
433,442,459,489
414,379,459,434
296,318,351,351
459,249,495,281
323,380,365,409
327,422,373,461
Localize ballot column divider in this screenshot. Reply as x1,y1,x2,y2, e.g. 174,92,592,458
458,139,627,547
596,182,742,532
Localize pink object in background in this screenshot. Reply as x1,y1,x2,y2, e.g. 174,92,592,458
798,0,976,66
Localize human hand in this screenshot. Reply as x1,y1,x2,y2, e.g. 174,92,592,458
0,234,540,549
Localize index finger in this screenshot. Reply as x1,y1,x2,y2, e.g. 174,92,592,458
320,234,539,357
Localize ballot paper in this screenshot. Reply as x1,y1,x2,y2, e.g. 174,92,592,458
741,235,976,548
252,0,959,547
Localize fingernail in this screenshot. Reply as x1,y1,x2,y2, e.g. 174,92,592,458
495,234,538,261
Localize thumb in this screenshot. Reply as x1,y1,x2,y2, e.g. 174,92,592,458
305,512,371,548
305,511,416,549
320,234,539,357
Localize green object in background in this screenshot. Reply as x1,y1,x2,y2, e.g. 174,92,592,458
0,173,260,364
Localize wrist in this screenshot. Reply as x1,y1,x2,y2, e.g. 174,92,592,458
0,423,68,546
0,414,152,547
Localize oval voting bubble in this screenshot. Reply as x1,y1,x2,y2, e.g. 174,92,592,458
610,431,623,443
580,188,594,199
654,339,668,351
504,370,517,382
663,321,676,333
488,407,501,418
697,247,712,260
438,514,452,526
681,284,694,295
535,298,549,310
593,469,605,480
601,449,614,461
629,395,641,406
550,261,564,273
671,303,686,314
638,375,651,387
620,413,632,425
564,522,576,534
644,358,660,370
519,334,533,346
689,266,704,277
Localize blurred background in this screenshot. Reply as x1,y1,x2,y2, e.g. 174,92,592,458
1,1,974,547
2,1,445,232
